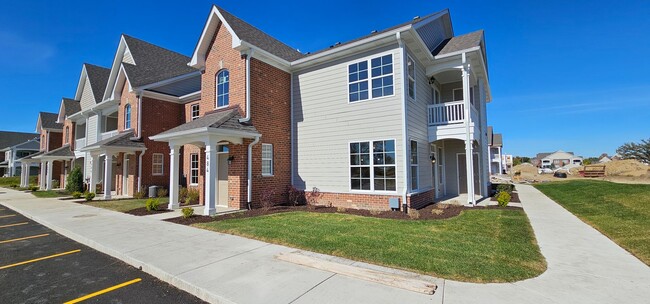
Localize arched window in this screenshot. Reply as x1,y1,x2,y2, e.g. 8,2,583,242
216,70,229,108
65,127,69,144
124,104,131,129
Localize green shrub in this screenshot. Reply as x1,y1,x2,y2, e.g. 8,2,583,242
496,184,514,195
496,191,511,207
30,186,39,192
133,189,147,199
0,176,21,186
65,166,84,193
72,191,83,199
186,188,200,205
181,207,194,219
85,192,96,201
157,188,168,198
145,198,160,212
10,184,18,188
179,187,189,204
51,180,60,189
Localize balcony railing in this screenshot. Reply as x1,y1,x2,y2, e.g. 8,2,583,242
100,130,118,141
75,138,85,150
428,101,479,126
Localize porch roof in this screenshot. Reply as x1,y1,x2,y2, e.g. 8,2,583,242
150,108,259,141
34,144,75,160
16,151,44,162
81,130,145,152
433,30,484,57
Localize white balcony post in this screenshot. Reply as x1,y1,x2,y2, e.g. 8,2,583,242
462,53,476,205
46,160,53,191
204,141,217,215
39,161,46,190
168,145,180,210
90,154,99,194
104,152,113,199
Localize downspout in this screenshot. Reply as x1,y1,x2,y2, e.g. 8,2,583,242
239,48,255,123
247,135,261,209
396,32,409,213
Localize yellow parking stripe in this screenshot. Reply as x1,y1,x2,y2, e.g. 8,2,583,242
0,233,49,244
0,249,81,270
0,222,28,229
0,214,16,219
63,278,142,304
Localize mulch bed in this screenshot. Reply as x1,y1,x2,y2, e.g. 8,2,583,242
490,191,521,203
165,202,521,226
125,207,173,216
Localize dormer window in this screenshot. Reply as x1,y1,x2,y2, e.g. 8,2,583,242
216,70,229,108
124,104,131,129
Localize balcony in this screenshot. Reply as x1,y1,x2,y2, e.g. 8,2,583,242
75,138,86,150
427,100,480,142
100,130,118,141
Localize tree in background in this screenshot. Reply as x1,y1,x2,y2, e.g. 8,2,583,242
65,166,84,193
617,138,650,164
512,156,531,166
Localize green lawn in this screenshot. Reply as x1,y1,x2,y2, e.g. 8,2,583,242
31,190,69,198
535,180,650,265
195,209,546,282
85,197,169,212
0,176,37,187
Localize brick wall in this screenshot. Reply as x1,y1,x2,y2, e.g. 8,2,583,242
63,120,75,149
407,189,436,209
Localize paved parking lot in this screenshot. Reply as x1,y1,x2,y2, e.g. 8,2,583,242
0,204,206,304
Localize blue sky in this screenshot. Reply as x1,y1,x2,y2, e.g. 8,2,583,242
0,0,648,157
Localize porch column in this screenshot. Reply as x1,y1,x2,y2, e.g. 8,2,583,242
122,154,128,196
462,54,476,205
203,142,217,215
498,147,503,174
168,145,180,210
39,161,46,190
104,152,113,199
20,163,27,187
90,154,99,194
46,161,53,190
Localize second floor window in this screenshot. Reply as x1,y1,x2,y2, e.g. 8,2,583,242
124,104,131,129
216,70,229,108
191,104,200,120
348,54,393,102
261,144,273,176
65,127,69,144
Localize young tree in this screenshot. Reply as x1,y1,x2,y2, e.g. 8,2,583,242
617,138,650,164
65,166,84,193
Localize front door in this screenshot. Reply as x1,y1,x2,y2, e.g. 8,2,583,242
457,153,480,195
217,153,229,207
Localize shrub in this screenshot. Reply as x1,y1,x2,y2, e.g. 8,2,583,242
30,186,39,192
179,187,189,204
65,166,84,193
336,207,347,213
71,191,83,199
157,188,168,198
10,184,18,188
51,180,60,189
133,189,146,199
146,198,160,212
287,185,306,206
496,184,514,195
408,209,421,219
85,192,96,201
186,188,200,205
306,187,322,206
259,188,276,211
496,191,511,207
181,207,194,219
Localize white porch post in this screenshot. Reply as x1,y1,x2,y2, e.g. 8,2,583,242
498,147,503,174
20,163,27,187
204,142,217,215
122,154,128,196
46,160,53,191
104,152,113,199
39,161,46,190
90,154,99,194
462,53,476,205
168,145,180,210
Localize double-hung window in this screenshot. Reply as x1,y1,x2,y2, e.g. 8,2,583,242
407,55,415,100
152,153,163,176
124,104,131,129
410,140,418,191
350,140,396,191
191,104,200,121
261,144,273,176
190,153,199,185
216,70,229,108
348,54,394,102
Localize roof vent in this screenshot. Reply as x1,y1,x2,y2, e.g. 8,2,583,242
371,30,378,34
413,16,420,20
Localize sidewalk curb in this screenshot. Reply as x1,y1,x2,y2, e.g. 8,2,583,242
2,201,236,304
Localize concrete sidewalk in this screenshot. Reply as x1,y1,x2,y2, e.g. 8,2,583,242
1,186,649,303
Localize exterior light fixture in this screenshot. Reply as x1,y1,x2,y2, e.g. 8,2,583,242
227,156,235,165
430,153,436,164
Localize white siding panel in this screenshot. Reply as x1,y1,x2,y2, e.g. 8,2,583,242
80,78,96,110
86,115,98,145
293,44,405,194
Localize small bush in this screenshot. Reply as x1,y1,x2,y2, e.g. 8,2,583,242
51,180,60,189
133,189,147,199
408,209,420,219
85,192,96,201
336,207,347,213
10,184,18,188
496,184,514,195
306,187,322,206
30,186,39,192
259,188,276,211
186,188,200,205
287,185,306,206
146,198,160,211
179,187,189,204
71,191,83,199
181,207,194,219
66,166,84,193
496,191,511,207
157,188,169,198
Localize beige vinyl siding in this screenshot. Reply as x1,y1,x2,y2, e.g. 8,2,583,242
443,139,464,195
293,44,404,194
406,51,433,193
80,78,96,110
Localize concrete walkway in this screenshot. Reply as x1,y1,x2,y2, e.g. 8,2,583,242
1,185,649,303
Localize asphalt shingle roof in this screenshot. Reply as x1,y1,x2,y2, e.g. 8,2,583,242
41,145,75,158
216,5,304,62
493,134,503,147
155,108,258,137
122,35,198,87
62,98,81,117
84,130,145,150
0,131,39,150
84,63,111,103
433,30,484,56
17,151,43,161
39,112,63,130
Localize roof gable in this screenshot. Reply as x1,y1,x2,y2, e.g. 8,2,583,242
57,98,81,122
0,131,39,150
74,63,110,107
36,112,62,133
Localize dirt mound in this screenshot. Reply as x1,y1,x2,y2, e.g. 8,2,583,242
513,163,537,174
605,159,650,177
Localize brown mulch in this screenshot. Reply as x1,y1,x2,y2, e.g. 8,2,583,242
125,207,173,216
165,202,521,226
490,191,521,203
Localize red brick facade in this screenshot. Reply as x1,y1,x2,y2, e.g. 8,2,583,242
37,129,63,188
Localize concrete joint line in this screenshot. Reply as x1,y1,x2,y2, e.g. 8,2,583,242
288,273,337,304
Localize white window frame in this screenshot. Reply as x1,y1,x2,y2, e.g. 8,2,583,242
347,52,395,104
191,103,200,121
189,153,199,185
407,55,416,101
453,88,463,101
348,139,397,193
216,70,229,109
410,140,418,191
152,153,164,176
124,104,131,130
261,143,273,176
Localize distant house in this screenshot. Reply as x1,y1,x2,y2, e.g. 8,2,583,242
487,126,505,174
535,151,582,168
0,131,40,177
599,156,611,163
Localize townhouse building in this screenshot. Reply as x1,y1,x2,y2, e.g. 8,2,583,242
488,126,505,175
0,131,40,177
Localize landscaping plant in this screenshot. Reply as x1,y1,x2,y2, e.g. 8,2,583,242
179,187,189,204
181,207,194,219
133,189,147,199
71,191,83,199
186,188,200,205
30,186,39,192
496,191,511,207
145,198,160,211
157,188,169,198
287,185,305,206
259,188,276,211
496,183,514,195
65,166,84,193
306,187,322,206
85,192,96,201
